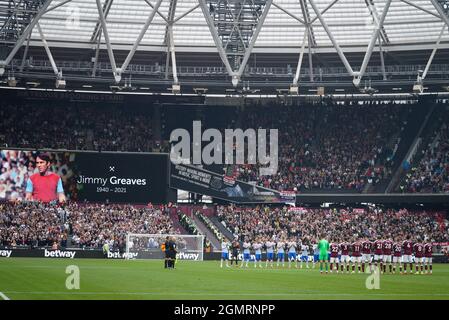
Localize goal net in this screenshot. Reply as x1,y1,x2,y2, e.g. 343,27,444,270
125,233,204,261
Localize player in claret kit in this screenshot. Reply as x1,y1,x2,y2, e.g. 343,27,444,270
424,242,433,275
413,241,424,275
392,239,403,274
329,241,340,273
351,238,362,273
253,239,263,268
402,236,413,274
373,237,383,273
362,238,372,273
382,238,393,274
340,241,351,274
287,238,298,269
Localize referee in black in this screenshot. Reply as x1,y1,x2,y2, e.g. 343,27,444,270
167,236,177,269
231,237,240,266
163,236,169,268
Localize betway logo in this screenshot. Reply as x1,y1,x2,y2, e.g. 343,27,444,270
0,250,12,258
44,249,76,259
176,252,200,260
107,251,139,259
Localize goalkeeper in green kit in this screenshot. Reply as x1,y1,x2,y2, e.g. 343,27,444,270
318,236,330,274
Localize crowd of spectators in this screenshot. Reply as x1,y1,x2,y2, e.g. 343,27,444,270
0,202,68,247
236,102,407,192
69,203,176,248
4,99,449,193
216,205,449,246
0,102,155,152
2,200,448,253
0,202,177,249
399,107,449,193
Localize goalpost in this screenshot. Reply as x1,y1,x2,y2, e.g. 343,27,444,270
125,233,204,261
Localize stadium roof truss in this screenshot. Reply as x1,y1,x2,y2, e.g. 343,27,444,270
0,0,449,94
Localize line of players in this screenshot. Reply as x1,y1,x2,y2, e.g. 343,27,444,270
220,236,433,275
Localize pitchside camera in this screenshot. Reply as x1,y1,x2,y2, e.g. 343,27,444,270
413,83,424,94
289,84,299,95
172,83,181,94
7,76,16,87
55,78,66,89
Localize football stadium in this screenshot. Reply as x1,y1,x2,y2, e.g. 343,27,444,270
1,0,449,304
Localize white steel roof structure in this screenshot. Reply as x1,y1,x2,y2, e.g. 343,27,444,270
0,0,449,93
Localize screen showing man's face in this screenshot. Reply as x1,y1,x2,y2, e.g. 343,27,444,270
36,157,50,174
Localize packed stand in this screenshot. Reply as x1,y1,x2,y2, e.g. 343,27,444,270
0,102,155,152
236,102,407,192
399,106,449,193
69,203,176,248
0,202,177,249
216,205,449,246
0,202,68,248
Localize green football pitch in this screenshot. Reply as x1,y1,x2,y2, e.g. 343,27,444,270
1,258,449,300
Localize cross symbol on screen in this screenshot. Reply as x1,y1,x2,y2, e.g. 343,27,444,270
109,166,115,172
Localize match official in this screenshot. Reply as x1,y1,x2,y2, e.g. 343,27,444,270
167,236,177,269
163,236,169,268
231,237,240,266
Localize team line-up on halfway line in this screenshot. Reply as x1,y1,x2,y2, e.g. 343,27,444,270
219,236,433,275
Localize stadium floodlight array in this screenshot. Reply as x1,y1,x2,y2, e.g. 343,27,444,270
125,233,204,261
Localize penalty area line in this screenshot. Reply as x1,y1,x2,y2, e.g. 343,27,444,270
0,292,11,300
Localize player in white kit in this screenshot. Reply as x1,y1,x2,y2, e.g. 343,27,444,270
276,239,286,268
241,238,251,268
265,238,275,268
300,242,310,269
253,239,263,268
220,238,230,268
287,239,298,269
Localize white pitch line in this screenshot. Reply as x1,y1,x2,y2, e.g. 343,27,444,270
2,291,449,297
0,292,11,300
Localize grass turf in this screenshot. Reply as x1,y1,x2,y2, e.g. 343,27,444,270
0,258,448,300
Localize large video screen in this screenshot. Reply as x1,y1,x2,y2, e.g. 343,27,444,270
0,150,168,204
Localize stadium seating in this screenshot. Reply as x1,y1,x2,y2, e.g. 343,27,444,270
398,106,449,193
216,205,449,246
1,201,448,252
0,202,176,249
1,100,448,193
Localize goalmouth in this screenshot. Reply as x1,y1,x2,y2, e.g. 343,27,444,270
125,233,204,261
